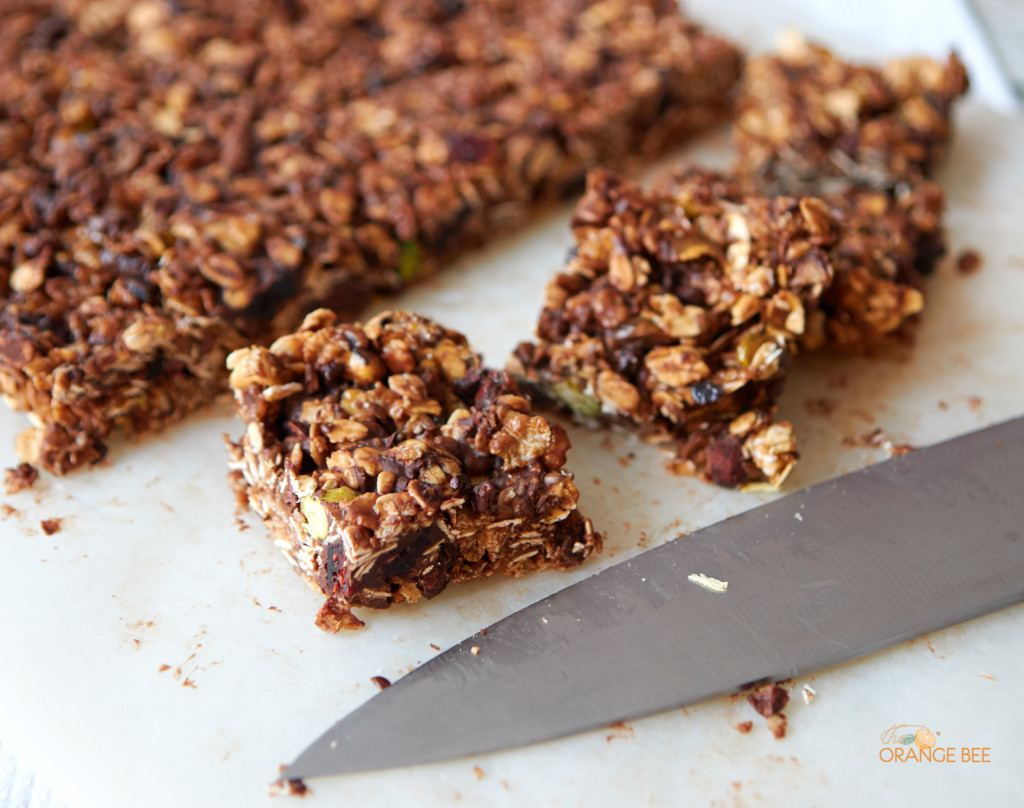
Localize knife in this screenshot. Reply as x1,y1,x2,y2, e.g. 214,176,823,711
283,416,1024,780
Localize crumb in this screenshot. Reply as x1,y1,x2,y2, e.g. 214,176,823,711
767,714,788,739
735,721,753,734
158,664,172,673
955,249,982,275
747,684,789,718
370,676,391,690
843,428,914,457
938,400,949,410
605,721,635,742
472,766,485,780
802,685,817,705
314,598,365,633
967,395,982,412
4,463,38,495
978,673,995,681
592,476,602,486
803,397,838,417
40,518,62,536
235,516,251,532
269,778,310,797
429,643,440,651
470,646,480,655
1,504,17,518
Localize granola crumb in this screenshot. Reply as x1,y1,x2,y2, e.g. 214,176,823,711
269,778,310,797
40,518,62,536
1,504,17,518
956,249,982,275
470,646,481,656
843,428,914,457
767,714,788,739
370,676,392,691
735,721,754,734
4,463,39,495
802,685,817,705
472,766,485,780
429,643,441,651
967,396,983,412
747,684,789,718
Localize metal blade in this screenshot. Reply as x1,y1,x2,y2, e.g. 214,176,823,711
284,416,1024,780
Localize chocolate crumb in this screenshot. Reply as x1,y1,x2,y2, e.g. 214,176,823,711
40,518,62,536
4,463,38,495
956,249,982,275
370,676,392,690
747,684,789,718
735,721,754,734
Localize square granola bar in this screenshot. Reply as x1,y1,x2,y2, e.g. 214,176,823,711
0,0,742,474
226,309,600,631
510,169,839,489
734,33,968,193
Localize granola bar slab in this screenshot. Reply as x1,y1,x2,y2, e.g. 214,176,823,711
658,169,947,353
226,309,600,631
510,169,839,489
734,33,968,193
0,0,743,474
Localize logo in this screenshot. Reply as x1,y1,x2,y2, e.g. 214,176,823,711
878,724,991,763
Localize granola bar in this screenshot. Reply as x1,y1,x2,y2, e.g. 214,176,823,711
510,169,839,489
658,169,947,353
734,33,968,193
226,309,600,631
0,0,742,474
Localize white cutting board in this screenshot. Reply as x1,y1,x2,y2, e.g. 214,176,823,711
1,3,1022,806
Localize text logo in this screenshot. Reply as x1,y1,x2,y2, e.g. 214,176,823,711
878,724,990,763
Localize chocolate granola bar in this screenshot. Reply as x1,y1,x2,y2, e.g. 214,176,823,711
510,169,840,489
0,0,742,474
734,33,968,193
226,309,600,631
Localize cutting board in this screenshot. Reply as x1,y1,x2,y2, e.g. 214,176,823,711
1,3,1022,805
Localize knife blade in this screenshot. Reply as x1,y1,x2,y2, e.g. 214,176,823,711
283,416,1024,780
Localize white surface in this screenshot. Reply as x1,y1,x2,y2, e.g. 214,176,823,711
2,2,1023,806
